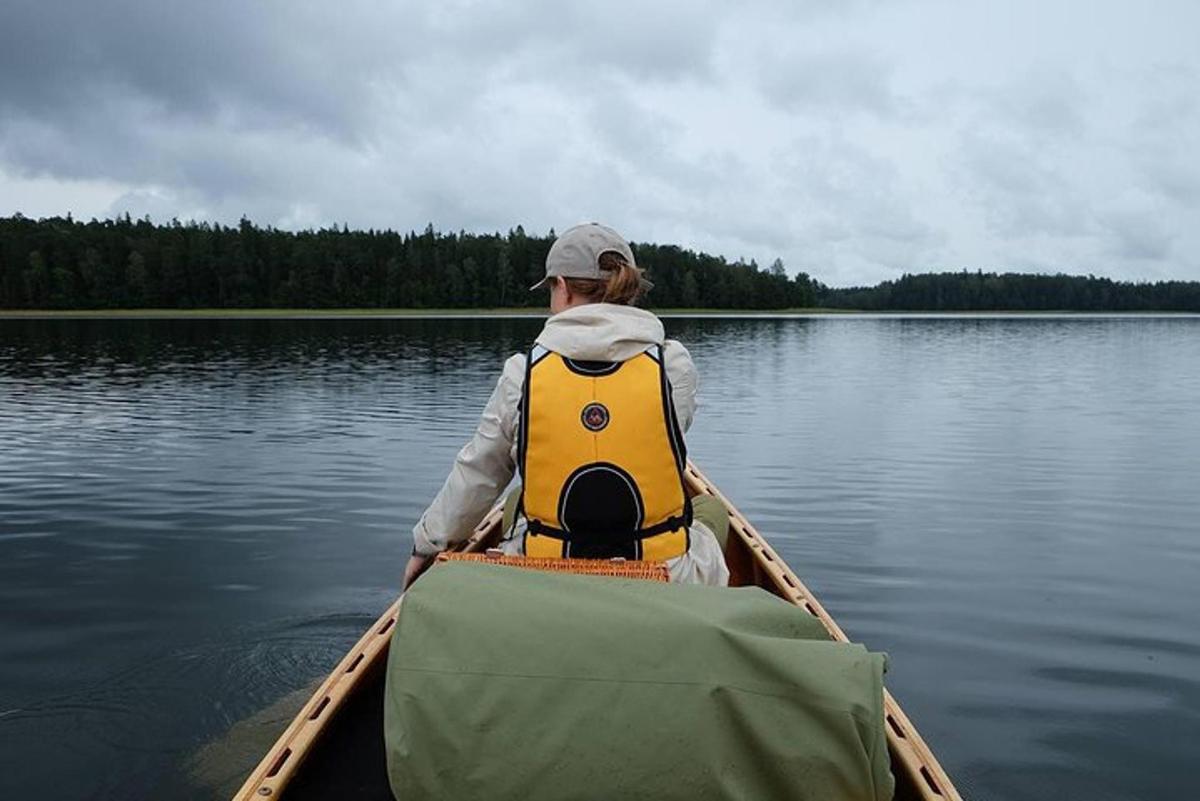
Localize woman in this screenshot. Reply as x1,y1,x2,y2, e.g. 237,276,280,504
402,223,728,588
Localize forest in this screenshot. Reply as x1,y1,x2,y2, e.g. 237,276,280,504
2,214,1197,311
820,270,1200,312
0,214,814,310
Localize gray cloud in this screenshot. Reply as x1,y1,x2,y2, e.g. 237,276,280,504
955,125,1093,240
756,48,900,118
1103,206,1175,262
1,0,1197,285
0,2,385,142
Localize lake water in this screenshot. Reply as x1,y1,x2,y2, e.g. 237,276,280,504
1,314,1198,800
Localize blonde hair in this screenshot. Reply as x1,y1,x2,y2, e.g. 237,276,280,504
562,251,646,305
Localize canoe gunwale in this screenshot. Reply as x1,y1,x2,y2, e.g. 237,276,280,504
231,462,962,801
229,506,504,800
683,464,961,801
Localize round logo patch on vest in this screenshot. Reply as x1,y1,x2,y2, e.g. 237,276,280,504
580,402,610,432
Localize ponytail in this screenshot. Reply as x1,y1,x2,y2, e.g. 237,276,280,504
563,251,647,306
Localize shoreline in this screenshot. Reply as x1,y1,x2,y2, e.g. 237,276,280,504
1,308,1198,320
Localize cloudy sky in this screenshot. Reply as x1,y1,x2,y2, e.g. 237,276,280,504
1,0,1197,286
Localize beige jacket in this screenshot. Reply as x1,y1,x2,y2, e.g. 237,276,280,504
412,303,698,557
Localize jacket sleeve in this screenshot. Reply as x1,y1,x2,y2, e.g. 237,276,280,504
411,353,525,556
663,339,698,433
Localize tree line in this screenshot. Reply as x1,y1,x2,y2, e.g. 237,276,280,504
0,214,816,310
2,214,1196,311
816,270,1200,312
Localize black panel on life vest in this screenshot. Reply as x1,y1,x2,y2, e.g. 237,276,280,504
561,358,621,376
558,462,644,559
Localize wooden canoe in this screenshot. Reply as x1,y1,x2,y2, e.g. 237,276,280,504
232,462,962,801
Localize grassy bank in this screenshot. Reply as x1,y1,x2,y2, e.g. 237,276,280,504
4,307,1183,319
0,307,853,319
0,308,548,318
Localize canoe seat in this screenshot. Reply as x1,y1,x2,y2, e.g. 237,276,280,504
436,551,669,582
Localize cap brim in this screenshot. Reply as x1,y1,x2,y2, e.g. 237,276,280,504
529,276,551,291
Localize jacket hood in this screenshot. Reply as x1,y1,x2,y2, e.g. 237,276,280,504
535,303,665,361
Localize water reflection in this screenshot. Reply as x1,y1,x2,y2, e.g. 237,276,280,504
2,315,1199,800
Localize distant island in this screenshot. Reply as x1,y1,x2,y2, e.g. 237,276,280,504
2,214,1197,312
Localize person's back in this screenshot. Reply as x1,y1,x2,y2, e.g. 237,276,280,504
519,339,689,561
403,223,728,587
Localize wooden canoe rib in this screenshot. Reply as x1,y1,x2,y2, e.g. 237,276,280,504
232,462,963,801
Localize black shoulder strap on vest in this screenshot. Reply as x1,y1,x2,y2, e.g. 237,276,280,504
525,513,689,542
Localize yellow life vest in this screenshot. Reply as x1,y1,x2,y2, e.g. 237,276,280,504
517,344,692,561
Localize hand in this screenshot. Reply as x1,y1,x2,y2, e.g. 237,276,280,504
402,552,437,590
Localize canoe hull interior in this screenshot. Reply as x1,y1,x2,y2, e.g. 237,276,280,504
284,662,389,801
234,463,960,801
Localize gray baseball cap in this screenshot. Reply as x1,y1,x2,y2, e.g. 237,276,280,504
530,222,652,291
